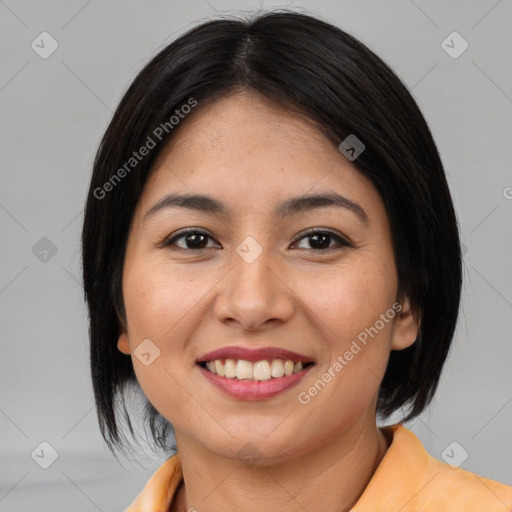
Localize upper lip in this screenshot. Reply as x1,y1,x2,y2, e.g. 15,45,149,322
196,346,315,364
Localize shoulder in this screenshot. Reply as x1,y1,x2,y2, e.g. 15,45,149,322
424,453,512,510
396,425,511,511
353,424,512,512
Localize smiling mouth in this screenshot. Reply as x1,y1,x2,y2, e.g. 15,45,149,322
198,358,315,382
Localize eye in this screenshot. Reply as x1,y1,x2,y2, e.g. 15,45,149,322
161,227,352,252
162,228,219,250
291,228,352,252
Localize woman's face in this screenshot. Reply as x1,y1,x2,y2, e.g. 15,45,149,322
118,90,419,463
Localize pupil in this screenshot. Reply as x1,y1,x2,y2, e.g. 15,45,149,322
187,234,207,249
310,233,330,249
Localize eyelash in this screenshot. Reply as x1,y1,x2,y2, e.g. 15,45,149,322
161,227,352,253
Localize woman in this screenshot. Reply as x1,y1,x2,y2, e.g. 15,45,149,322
81,11,512,512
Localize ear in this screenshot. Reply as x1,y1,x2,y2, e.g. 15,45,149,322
391,296,421,351
117,332,132,355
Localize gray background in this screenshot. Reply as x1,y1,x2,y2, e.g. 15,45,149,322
1,0,511,510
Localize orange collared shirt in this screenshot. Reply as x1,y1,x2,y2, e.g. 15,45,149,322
124,424,512,511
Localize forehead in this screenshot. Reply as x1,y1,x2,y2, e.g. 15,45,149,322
136,90,383,221
154,90,334,168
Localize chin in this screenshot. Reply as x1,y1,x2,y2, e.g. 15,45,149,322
197,427,309,467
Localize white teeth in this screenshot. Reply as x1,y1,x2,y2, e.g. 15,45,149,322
271,359,285,378
203,358,309,380
253,360,272,381
215,360,225,377
224,358,237,379
235,359,253,380
284,360,294,376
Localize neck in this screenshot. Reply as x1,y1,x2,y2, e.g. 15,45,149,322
172,417,389,512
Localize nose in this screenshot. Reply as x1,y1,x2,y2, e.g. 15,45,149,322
213,243,295,332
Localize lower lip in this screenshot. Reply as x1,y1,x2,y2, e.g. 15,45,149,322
198,364,314,400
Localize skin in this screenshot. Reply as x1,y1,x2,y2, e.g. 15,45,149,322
117,89,420,512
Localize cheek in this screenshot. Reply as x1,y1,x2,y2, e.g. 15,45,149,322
298,258,397,343
123,259,206,341
293,257,397,411
121,263,206,427
121,257,228,407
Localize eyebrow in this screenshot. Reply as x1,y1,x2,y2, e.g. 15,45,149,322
143,192,369,225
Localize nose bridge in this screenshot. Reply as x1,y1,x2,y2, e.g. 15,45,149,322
234,236,274,296
232,234,278,305
213,234,294,329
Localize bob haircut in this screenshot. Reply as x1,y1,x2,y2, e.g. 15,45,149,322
81,10,463,457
